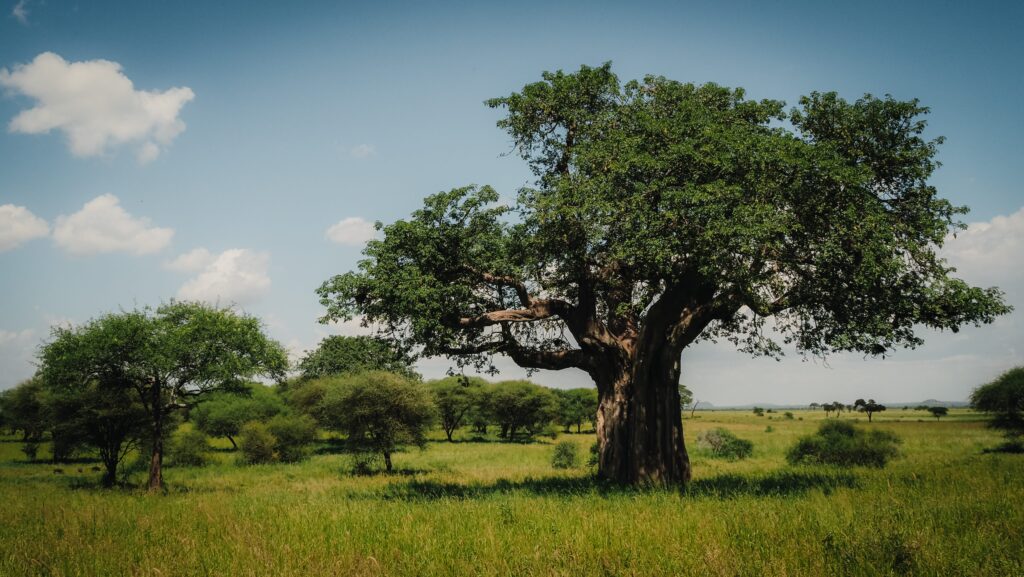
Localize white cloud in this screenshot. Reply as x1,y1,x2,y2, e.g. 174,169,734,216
943,206,1024,289
11,0,28,25
175,248,271,305
0,204,49,251
164,247,215,272
350,144,375,159
326,216,377,246
0,328,36,390
53,194,173,255
0,52,195,163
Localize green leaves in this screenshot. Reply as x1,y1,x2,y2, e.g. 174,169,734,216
319,64,1010,373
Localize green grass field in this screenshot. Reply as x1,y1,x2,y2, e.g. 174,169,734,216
1,409,1021,576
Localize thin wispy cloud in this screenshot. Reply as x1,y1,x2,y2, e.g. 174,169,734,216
349,143,376,159
11,0,29,25
0,52,195,163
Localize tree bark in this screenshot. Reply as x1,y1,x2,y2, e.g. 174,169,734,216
383,450,393,472
147,382,164,492
594,348,691,486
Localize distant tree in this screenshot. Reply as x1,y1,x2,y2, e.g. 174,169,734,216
970,367,1024,439
318,371,435,472
296,335,418,381
809,402,820,411
38,302,288,491
753,407,765,417
238,421,277,465
46,381,149,485
555,388,599,433
192,383,286,449
488,381,558,440
428,376,485,441
1,378,47,444
168,428,211,468
266,413,318,463
928,406,948,421
678,384,694,412
914,405,930,411
853,399,886,422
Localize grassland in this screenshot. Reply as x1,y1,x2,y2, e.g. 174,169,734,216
1,409,1021,576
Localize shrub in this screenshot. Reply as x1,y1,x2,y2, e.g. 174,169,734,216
765,425,774,433
588,441,599,467
551,440,579,469
238,421,277,464
21,441,39,461
696,428,753,460
787,420,900,467
168,429,211,467
784,412,795,420
267,414,318,463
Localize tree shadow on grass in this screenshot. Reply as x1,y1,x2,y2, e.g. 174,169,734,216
381,469,858,501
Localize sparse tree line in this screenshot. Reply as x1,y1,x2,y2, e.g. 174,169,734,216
0,306,604,487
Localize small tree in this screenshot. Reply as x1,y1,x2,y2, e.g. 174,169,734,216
854,398,886,422
970,367,1024,441
555,388,599,433
296,335,418,381
488,380,558,440
1,379,48,457
551,440,580,469
39,302,288,491
318,371,435,472
192,383,286,449
428,376,485,441
267,414,318,463
168,429,211,467
238,421,277,465
46,381,149,485
928,406,948,421
752,407,765,417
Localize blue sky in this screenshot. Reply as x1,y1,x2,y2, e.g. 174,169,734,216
1,0,1021,404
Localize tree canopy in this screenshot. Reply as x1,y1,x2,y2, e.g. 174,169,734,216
296,335,419,381
317,63,1009,485
971,367,1024,437
38,301,288,490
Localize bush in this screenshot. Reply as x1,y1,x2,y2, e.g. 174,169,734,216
696,428,753,460
168,429,211,467
238,421,277,464
588,441,599,467
267,414,318,463
784,412,795,420
21,441,39,461
551,440,579,469
787,420,900,467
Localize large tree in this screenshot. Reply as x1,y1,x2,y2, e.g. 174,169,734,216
39,302,288,491
318,64,1009,485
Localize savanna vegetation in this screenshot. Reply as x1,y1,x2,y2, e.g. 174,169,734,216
1,63,1019,575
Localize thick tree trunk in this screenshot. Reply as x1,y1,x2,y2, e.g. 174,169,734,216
595,348,690,486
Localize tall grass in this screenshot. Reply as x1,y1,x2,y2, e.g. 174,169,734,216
0,409,1020,576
